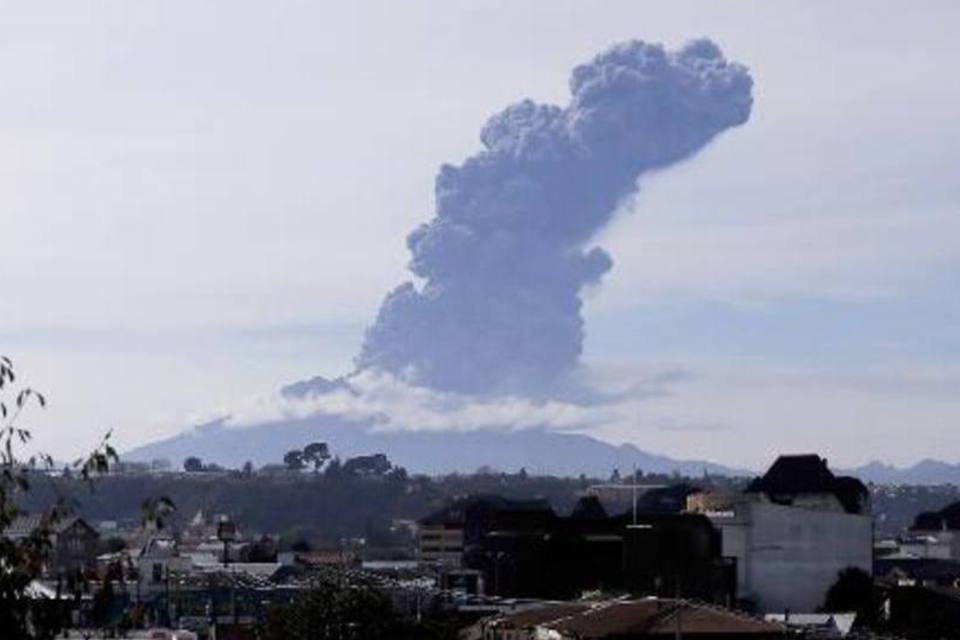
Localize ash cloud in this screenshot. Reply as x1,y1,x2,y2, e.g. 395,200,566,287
357,39,753,394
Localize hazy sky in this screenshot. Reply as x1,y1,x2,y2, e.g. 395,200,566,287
4,1,960,469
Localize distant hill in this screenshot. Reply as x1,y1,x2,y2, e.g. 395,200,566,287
125,414,751,478
845,459,960,486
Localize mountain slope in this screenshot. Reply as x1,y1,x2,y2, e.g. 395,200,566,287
845,459,960,485
125,415,750,478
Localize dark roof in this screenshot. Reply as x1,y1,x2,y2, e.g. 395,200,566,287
2,513,95,539
747,455,836,494
832,475,870,515
570,496,607,520
419,495,554,526
914,501,960,531
875,557,960,581
2,513,45,538
634,484,700,515
746,455,868,515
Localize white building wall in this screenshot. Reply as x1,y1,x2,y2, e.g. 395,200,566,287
710,501,871,613
904,530,960,559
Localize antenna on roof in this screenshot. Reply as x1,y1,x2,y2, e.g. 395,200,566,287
632,463,638,526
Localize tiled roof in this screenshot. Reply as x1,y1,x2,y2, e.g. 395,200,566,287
647,602,784,635
2,513,96,539
3,513,45,538
492,599,784,638
489,603,591,629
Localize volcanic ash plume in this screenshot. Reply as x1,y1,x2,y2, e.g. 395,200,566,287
356,39,753,394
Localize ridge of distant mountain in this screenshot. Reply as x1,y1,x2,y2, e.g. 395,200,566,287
125,414,751,478
844,459,960,485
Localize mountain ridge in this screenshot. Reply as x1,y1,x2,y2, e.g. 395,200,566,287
125,414,752,478
841,459,960,486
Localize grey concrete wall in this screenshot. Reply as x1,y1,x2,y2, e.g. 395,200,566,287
742,502,872,613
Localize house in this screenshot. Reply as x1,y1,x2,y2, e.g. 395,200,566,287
874,555,960,588
470,598,784,639
687,455,872,613
137,536,191,593
907,502,960,561
3,513,100,575
883,584,960,638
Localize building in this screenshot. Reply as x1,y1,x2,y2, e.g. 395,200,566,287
898,533,955,559
875,555,960,588
3,513,100,576
419,496,553,569
687,455,872,613
907,502,960,561
137,536,192,594
468,598,785,639
419,501,468,568
422,494,735,602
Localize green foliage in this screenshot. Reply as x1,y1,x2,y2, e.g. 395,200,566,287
303,442,330,472
0,357,119,639
342,453,392,477
20,465,607,546
260,571,458,640
140,495,176,530
823,566,877,625
284,449,306,471
261,573,397,640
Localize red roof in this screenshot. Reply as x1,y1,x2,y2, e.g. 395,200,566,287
494,599,784,638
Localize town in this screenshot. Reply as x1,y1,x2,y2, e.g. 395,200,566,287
3,2,957,639
6,447,960,639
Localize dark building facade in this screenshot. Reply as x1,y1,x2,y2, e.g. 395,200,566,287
2,513,100,575
423,495,735,602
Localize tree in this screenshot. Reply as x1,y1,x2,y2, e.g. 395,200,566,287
343,453,392,477
323,456,343,479
283,449,305,471
823,566,876,625
88,578,115,632
303,441,330,472
99,536,127,554
140,496,176,531
388,466,408,483
261,571,459,640
0,356,117,639
260,572,398,640
240,535,278,562
183,456,203,472
289,538,312,553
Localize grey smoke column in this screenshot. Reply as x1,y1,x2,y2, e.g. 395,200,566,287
357,39,753,394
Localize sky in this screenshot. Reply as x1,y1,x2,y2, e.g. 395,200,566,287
3,0,960,470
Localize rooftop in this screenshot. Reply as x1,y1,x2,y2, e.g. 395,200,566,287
746,454,868,514
488,599,784,638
